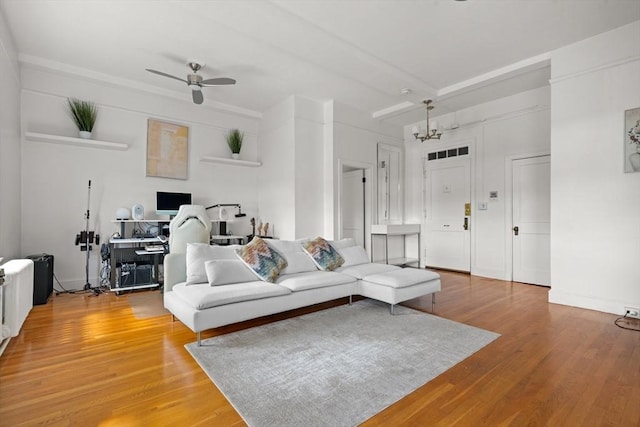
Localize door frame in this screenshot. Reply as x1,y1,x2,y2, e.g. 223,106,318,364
377,143,404,224
337,159,373,253
504,151,551,281
421,138,475,269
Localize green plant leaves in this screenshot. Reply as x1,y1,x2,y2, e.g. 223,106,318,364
67,98,97,132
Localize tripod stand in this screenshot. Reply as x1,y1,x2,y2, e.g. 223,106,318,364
74,180,100,294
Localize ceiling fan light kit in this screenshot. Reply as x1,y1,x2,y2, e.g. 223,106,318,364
412,99,443,142
146,62,236,104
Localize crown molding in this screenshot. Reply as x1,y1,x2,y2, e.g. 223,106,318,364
438,52,551,99
548,54,640,85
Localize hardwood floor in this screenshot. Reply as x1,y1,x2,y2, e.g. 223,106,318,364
1,271,638,426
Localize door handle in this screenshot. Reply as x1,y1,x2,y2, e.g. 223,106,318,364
513,226,519,236
463,217,468,231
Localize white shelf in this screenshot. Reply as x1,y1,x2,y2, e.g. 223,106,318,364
110,220,169,223
200,156,261,167
371,224,420,235
371,224,421,268
110,237,163,244
25,132,128,151
110,283,160,293
387,257,420,266
135,250,165,255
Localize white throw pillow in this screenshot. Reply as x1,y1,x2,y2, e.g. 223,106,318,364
337,245,371,267
266,239,317,275
185,243,243,285
328,238,357,250
205,259,257,286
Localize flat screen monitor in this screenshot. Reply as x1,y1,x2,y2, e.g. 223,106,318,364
156,191,192,216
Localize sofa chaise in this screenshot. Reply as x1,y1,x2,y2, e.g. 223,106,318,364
163,206,441,346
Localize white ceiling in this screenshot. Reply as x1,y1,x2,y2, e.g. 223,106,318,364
2,0,639,125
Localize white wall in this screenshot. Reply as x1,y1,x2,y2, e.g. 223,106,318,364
258,97,296,239
258,95,325,240
549,21,640,315
259,97,403,246
405,87,551,280
0,7,21,262
294,97,325,239
329,101,403,258
20,65,261,289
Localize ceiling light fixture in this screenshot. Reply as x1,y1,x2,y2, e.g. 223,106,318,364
412,99,443,142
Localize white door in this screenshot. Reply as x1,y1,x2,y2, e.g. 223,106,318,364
423,157,471,271
342,169,365,248
512,155,551,286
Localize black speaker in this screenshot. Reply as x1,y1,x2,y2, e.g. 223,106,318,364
26,254,54,305
135,264,153,285
118,263,136,288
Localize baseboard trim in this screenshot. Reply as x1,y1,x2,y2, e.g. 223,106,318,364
548,289,628,316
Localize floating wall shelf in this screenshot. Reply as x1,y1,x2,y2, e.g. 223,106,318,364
200,156,261,167
25,132,128,151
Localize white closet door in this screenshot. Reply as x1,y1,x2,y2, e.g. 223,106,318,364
512,155,551,286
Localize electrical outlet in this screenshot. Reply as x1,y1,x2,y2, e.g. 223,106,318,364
624,306,640,319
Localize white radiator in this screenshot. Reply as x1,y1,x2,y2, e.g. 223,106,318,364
0,259,34,355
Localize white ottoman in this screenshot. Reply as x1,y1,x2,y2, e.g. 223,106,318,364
359,268,441,314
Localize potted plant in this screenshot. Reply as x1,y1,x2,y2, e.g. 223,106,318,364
226,128,244,159
67,98,98,139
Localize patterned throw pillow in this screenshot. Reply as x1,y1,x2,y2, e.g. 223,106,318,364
302,237,345,271
235,237,288,283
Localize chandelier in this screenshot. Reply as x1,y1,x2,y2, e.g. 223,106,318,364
412,99,442,142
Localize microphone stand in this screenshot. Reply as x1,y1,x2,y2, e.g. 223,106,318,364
76,180,99,295
83,180,93,292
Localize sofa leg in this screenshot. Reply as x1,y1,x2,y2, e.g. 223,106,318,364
197,331,201,347
432,293,436,313
349,295,353,305
390,304,395,315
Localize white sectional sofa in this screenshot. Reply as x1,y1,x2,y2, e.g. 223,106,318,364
164,236,441,346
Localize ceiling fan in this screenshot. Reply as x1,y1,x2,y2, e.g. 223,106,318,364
145,62,236,105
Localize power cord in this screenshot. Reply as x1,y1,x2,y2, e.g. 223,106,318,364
614,312,640,332
53,273,93,295
53,272,107,296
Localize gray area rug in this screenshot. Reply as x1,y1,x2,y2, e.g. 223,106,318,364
185,299,500,427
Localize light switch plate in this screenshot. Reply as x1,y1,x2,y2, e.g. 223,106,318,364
478,202,488,210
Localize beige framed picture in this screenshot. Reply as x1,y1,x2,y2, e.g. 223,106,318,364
146,119,189,180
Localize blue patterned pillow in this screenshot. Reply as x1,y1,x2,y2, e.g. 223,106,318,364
236,237,288,283
302,237,345,271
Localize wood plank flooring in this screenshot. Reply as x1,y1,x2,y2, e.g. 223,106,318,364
1,271,638,426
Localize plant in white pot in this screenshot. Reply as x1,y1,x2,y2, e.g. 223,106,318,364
226,128,244,159
67,98,97,139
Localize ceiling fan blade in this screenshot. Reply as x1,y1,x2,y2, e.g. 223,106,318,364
192,90,204,104
145,69,187,83
200,77,236,86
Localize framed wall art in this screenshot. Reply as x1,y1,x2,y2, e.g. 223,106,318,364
624,107,640,173
146,119,189,180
